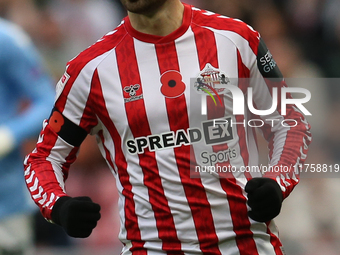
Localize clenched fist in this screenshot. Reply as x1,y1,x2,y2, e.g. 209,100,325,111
51,196,101,238
245,178,283,222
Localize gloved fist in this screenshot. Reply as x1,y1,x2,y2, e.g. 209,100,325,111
51,196,101,238
245,178,283,222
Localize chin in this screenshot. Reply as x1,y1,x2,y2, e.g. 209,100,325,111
121,0,168,15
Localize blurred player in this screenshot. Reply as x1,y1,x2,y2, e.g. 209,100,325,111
24,0,311,254
0,17,55,254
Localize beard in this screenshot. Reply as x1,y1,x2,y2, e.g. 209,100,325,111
120,0,168,15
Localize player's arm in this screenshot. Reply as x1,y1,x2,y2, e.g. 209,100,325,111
250,38,311,196
245,36,311,222
24,108,101,238
23,49,104,235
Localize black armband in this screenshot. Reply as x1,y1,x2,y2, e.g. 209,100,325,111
48,108,87,147
257,38,283,80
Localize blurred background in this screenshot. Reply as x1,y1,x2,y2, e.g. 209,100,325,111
1,0,339,254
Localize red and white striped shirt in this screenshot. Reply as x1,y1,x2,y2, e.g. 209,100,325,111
24,4,311,255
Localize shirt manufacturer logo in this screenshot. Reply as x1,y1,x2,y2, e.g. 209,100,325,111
123,84,143,103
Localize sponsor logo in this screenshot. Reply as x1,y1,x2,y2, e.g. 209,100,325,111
126,117,234,155
202,117,233,145
257,38,283,79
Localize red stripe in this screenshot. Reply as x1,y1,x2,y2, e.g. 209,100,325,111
207,96,234,179
266,223,284,255
60,146,79,179
194,25,233,179
219,179,258,254
192,23,218,71
90,70,146,253
219,51,258,255
115,37,183,254
156,40,221,254
97,130,116,174
276,110,306,167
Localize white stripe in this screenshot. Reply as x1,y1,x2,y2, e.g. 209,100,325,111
203,10,216,16
29,177,38,192
38,193,48,205
300,146,307,160
49,196,60,210
204,27,257,71
23,155,30,167
303,136,309,150
116,177,127,243
63,51,112,125
247,126,261,177
26,170,35,184
24,163,30,176
252,226,277,255
45,193,56,209
37,132,44,145
215,32,239,80
46,136,75,193
37,121,47,145
269,123,289,166
121,242,133,255
276,176,286,192
32,186,43,199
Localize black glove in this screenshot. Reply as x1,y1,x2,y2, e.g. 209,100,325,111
51,196,101,238
245,178,283,222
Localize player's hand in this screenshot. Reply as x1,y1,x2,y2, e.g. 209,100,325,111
245,178,283,222
51,196,101,238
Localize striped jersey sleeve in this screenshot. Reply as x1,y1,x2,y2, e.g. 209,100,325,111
191,6,312,198
23,25,128,220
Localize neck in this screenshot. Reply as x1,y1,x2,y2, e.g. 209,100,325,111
128,1,185,36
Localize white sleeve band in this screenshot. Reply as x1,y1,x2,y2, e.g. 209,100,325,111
0,126,15,158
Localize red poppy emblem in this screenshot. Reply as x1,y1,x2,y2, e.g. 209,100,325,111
49,111,64,133
160,71,186,98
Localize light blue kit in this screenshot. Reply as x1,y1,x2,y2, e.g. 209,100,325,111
0,18,55,220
